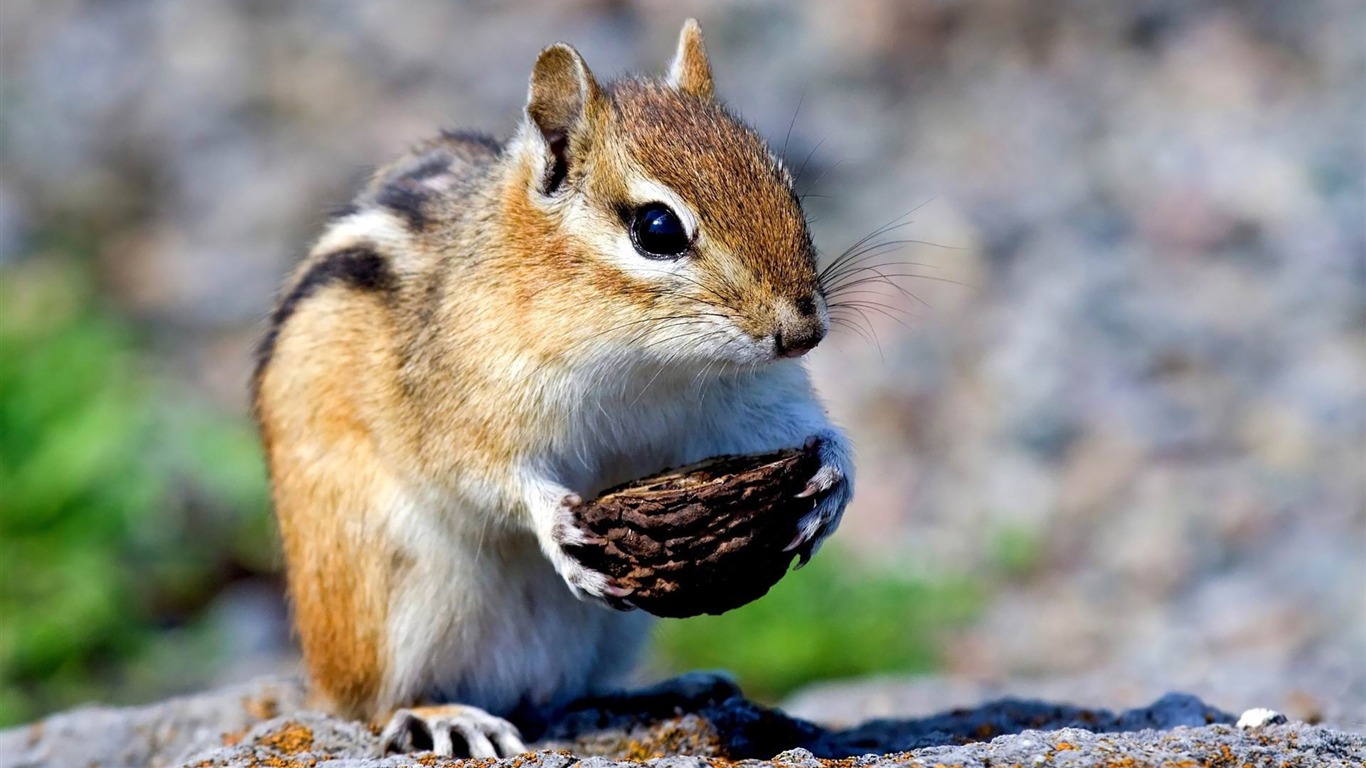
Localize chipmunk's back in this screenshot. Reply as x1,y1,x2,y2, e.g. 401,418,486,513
356,131,502,235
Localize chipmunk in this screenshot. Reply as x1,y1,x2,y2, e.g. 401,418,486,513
252,20,853,757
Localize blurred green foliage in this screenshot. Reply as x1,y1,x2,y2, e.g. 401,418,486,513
0,259,271,726
655,552,983,701
989,524,1044,580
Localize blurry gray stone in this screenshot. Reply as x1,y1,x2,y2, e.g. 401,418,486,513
4,676,1364,768
0,676,307,768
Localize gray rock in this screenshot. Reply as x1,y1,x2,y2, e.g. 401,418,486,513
0,676,306,768
3,676,1362,768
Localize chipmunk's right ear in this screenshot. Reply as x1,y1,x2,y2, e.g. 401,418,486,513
667,19,714,99
526,43,603,195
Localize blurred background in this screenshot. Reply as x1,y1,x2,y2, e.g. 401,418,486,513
1,0,1363,730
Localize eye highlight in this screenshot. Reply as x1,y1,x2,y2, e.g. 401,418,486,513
629,203,691,259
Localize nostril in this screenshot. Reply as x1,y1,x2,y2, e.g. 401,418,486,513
794,296,817,317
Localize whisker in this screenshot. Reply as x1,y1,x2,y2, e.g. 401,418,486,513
829,316,877,347
822,240,950,276
820,239,953,285
833,302,883,352
564,315,709,351
829,300,915,327
630,353,675,407
828,290,922,314
816,199,944,281
800,158,843,200
645,328,713,350
818,208,927,276
792,135,826,189
827,266,932,309
829,271,969,290
847,307,884,363
781,90,805,163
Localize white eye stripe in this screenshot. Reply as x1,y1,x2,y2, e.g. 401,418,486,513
626,178,700,241
555,184,693,280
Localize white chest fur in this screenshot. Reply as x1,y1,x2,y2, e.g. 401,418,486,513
379,359,820,715
539,359,808,496
381,484,651,715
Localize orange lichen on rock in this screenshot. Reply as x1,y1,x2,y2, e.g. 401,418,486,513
255,721,316,755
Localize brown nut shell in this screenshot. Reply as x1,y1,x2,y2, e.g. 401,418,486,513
566,445,821,618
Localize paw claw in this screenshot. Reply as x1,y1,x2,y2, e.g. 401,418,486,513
457,726,498,759
550,502,595,547
601,580,634,599
577,529,607,545
380,705,525,757
540,489,633,607
560,561,635,607
786,432,854,559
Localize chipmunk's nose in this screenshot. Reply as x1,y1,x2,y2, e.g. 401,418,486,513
774,296,827,358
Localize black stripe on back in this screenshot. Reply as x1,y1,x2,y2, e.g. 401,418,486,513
251,247,396,398
376,181,429,231
373,148,461,231
439,129,502,153
403,153,456,182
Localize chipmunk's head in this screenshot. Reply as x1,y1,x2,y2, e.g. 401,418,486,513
511,20,826,368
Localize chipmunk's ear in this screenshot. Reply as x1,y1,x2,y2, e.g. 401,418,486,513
667,19,714,99
526,43,603,194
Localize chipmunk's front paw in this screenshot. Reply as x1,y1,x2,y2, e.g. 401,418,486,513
380,705,525,758
786,432,854,564
542,492,635,609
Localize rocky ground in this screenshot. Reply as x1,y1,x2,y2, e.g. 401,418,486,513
3,675,1362,768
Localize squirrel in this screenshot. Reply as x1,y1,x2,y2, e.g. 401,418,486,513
252,20,853,757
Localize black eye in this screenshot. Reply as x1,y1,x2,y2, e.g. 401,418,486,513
630,203,690,259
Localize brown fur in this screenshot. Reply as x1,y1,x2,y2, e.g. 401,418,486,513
258,290,402,718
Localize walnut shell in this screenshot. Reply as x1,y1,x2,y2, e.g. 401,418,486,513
566,445,821,618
